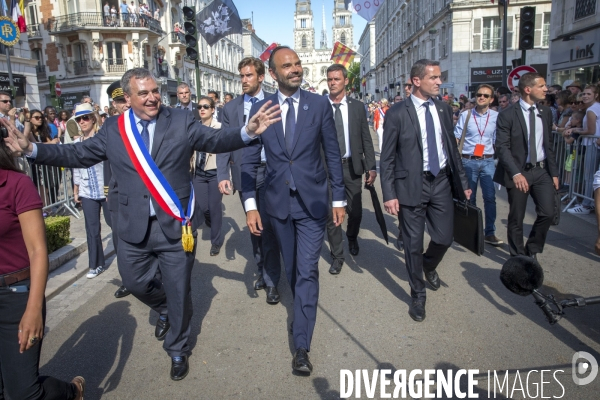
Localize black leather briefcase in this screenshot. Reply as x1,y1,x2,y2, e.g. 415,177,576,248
453,199,484,256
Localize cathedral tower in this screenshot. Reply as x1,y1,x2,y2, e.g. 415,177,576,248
294,0,315,52
332,0,353,47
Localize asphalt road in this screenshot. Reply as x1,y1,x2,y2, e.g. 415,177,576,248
39,152,600,399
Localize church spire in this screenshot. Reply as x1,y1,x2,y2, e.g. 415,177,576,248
320,2,328,49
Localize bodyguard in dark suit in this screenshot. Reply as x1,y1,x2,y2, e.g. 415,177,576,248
242,47,346,374
325,64,377,274
5,68,281,381
380,59,471,322
175,82,200,120
493,72,559,258
217,57,281,303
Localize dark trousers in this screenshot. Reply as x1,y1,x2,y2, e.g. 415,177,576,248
0,289,77,400
401,172,454,299
271,191,326,351
117,219,197,358
80,197,108,270
239,165,281,287
506,166,555,257
194,174,223,246
326,161,363,261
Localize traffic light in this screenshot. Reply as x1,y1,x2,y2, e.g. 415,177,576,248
48,75,61,108
182,6,199,61
519,7,536,50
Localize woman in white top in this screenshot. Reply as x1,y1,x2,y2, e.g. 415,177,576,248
71,104,109,278
565,84,600,214
192,96,223,256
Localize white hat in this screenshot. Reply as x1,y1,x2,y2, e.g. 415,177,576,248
70,103,95,120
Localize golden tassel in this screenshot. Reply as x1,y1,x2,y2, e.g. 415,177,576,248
181,225,194,253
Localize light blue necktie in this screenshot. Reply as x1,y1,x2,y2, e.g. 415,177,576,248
139,120,150,151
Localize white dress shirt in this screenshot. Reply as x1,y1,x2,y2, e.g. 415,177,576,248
410,95,448,171
244,89,346,212
244,90,267,163
328,96,351,158
519,99,546,163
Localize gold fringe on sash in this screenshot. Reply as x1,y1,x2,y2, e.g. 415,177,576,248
182,225,194,253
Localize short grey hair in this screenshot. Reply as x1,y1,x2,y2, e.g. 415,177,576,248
121,68,158,95
410,59,440,80
177,82,190,91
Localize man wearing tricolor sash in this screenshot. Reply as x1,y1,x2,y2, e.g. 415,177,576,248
2,68,282,381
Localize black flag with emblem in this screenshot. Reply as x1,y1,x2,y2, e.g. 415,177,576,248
197,0,243,46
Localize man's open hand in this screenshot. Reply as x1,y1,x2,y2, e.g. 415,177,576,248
246,100,282,136
1,118,32,154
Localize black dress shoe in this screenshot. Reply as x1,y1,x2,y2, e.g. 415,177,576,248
170,356,189,381
155,316,170,341
408,299,426,322
329,259,343,275
424,270,440,290
292,348,313,373
114,285,131,298
266,286,280,304
254,276,266,290
348,239,359,256
210,244,221,256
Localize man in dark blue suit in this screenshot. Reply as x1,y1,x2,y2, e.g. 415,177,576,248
217,57,282,303
241,47,346,374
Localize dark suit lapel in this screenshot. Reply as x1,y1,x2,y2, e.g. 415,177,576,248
237,96,245,126
514,103,528,142
405,99,423,153
152,105,171,159
290,90,308,155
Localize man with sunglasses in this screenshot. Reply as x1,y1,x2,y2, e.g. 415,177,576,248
454,84,503,246
0,91,24,132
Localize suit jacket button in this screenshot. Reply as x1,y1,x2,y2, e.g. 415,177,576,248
290,160,293,164
285,180,289,185
144,195,148,199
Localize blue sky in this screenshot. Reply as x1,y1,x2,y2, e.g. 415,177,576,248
234,1,368,48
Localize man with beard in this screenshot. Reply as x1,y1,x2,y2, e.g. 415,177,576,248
242,47,345,374
217,57,282,303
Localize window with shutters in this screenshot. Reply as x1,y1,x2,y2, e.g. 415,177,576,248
575,0,597,20
505,16,514,50
431,39,436,60
534,12,551,47
302,35,307,48
482,17,501,51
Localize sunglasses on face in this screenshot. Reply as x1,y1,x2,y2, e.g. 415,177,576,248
0,100,11,104
75,115,92,123
31,115,43,120
476,93,491,98
571,101,582,105
198,104,212,110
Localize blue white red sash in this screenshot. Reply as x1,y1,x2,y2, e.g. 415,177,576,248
378,108,385,119
118,109,194,226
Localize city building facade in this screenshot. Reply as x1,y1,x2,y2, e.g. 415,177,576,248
358,21,375,102
293,0,356,95
372,0,552,100
548,0,600,87
241,18,276,94
1,27,41,109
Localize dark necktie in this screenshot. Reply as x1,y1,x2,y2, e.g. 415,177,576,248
529,106,538,163
285,97,296,190
140,120,150,151
332,103,346,156
285,97,295,153
250,97,258,105
422,102,440,176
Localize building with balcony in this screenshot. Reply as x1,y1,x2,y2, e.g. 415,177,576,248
372,0,551,101
548,0,600,87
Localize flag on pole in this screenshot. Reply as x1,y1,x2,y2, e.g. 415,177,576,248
1,0,9,16
330,41,356,68
344,0,384,22
259,42,277,62
10,0,25,32
197,0,243,46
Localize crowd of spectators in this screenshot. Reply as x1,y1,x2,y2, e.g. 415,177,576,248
103,0,159,27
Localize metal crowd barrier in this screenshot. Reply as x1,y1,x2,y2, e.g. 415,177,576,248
18,156,81,218
553,133,600,212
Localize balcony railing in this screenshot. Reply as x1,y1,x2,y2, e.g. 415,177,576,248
73,60,88,75
27,24,43,39
47,12,164,35
36,65,47,80
105,58,127,73
170,32,185,44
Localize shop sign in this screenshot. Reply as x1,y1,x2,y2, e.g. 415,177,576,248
0,73,26,97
